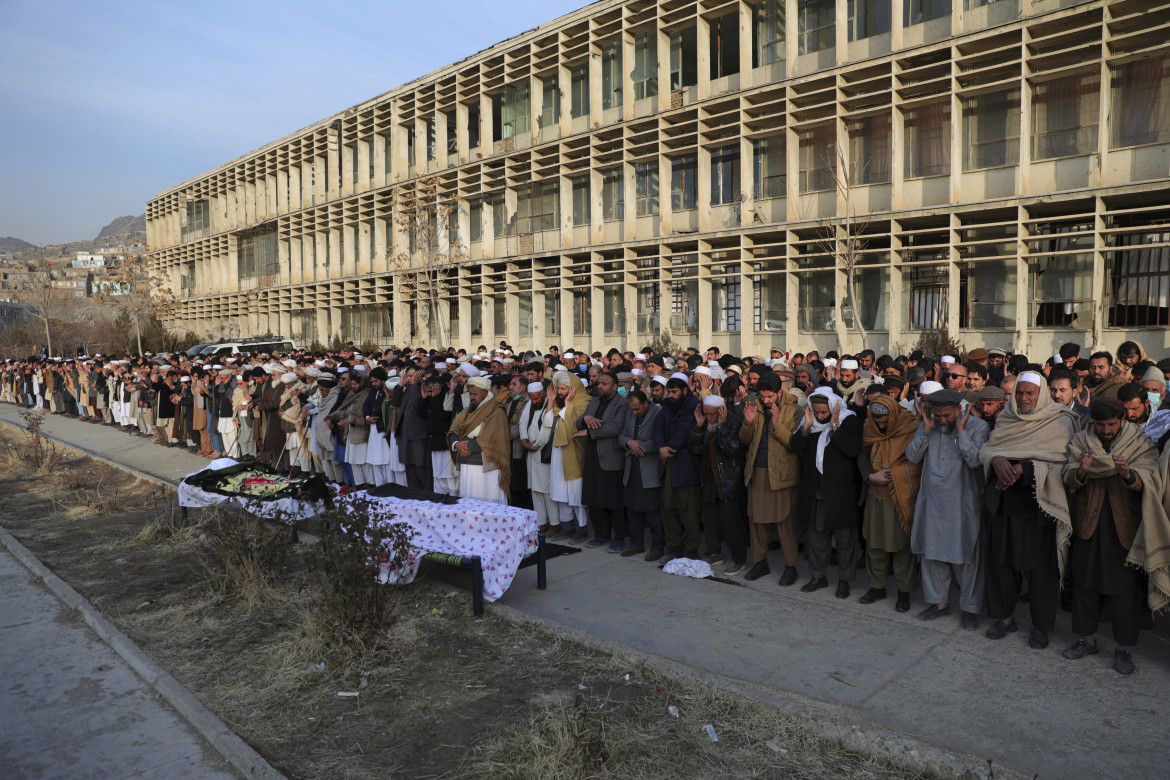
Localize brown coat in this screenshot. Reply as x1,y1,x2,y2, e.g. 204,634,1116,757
738,393,800,490
1064,471,1142,550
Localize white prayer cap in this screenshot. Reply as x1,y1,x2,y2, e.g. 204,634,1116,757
702,395,725,408
670,372,689,383
502,358,514,365
280,372,297,384
494,348,506,354
553,371,572,386
304,367,322,378
336,367,350,374
941,355,956,364
1018,371,1045,388
353,364,367,372
387,368,398,377
631,368,645,376
824,357,838,368
652,375,669,386
202,364,212,369
459,363,481,377
840,359,859,370
314,360,326,367
282,359,297,368
919,380,943,396
493,357,504,364
468,376,491,390
634,353,647,360
212,364,225,370
694,366,713,377
526,381,543,393
180,376,191,383
563,351,575,358
554,364,568,372
1052,354,1063,365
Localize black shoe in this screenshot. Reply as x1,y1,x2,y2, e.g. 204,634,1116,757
644,548,663,563
800,576,829,593
960,611,979,631
858,587,887,605
1113,647,1136,676
895,591,911,613
917,604,951,621
743,561,770,581
658,550,681,568
835,581,850,599
985,619,1018,640
1062,639,1099,660
1028,628,1049,650
777,566,798,587
621,544,645,558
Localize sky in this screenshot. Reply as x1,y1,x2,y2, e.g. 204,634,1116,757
0,0,590,246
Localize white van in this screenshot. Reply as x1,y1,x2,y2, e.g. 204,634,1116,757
192,337,298,358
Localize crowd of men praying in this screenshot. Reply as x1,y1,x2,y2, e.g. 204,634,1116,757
3,338,1168,676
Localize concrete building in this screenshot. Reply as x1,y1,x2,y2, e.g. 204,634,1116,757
147,0,1170,357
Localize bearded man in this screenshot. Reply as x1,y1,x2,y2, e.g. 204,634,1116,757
447,376,511,504
652,375,702,564
548,371,591,543
908,388,990,629
980,373,1078,650
831,357,870,415
1085,351,1125,399
1060,400,1170,675
858,395,922,612
577,372,631,552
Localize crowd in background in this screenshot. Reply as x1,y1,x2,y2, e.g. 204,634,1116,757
3,337,1168,676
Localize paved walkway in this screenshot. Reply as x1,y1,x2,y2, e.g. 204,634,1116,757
0,546,239,780
5,404,1169,779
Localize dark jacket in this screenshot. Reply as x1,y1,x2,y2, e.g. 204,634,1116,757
418,393,454,452
577,393,630,472
686,411,746,501
790,415,864,531
651,390,701,487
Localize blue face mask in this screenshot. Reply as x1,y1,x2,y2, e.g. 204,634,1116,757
617,386,629,397
1148,392,1162,407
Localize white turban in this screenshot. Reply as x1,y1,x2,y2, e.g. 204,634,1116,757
652,375,669,386
840,359,859,370
459,363,482,377
282,359,297,368
527,382,543,393
670,372,689,383
280,372,297,384
1018,371,1045,388
694,366,713,377
919,380,943,396
941,355,956,364
467,376,491,390
631,368,645,376
702,395,725,408
553,371,572,386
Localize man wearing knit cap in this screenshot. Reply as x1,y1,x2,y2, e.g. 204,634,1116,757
792,387,864,597
980,372,1078,650
908,388,990,629
971,385,1006,430
447,376,511,504
739,372,802,584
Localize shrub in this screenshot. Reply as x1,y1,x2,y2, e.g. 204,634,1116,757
912,327,964,361
198,507,291,608
18,408,63,474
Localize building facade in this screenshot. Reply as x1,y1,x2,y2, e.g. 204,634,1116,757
147,0,1170,357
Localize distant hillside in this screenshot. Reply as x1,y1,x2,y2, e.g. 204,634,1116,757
0,236,36,253
96,214,146,241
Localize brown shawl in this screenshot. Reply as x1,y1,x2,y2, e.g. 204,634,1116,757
1088,372,1126,400
448,395,512,497
551,371,590,481
862,394,922,533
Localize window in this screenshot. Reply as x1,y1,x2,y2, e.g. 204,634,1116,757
963,259,1016,329
516,182,559,233
467,103,480,149
637,276,661,333
489,194,507,238
635,161,659,216
445,111,458,155
604,288,625,333
753,137,787,197
570,64,590,118
501,83,531,139
545,290,561,334
425,118,436,162
182,199,209,242
518,290,533,336
710,145,740,206
905,101,951,178
904,0,951,26
798,271,836,330
237,224,278,285
848,0,891,41
849,114,891,184
798,0,835,55
469,199,483,243
573,290,590,334
539,76,560,128
754,0,785,67
602,167,624,221
601,42,623,110
799,124,836,193
1109,228,1170,327
962,89,1020,170
669,26,698,90
1031,223,1093,327
633,30,658,101
383,133,393,174
671,154,697,210
571,176,591,225
709,12,740,80
493,295,507,335
1112,55,1170,148
406,125,416,166
713,275,742,331
907,264,949,330
753,272,786,331
1033,73,1099,160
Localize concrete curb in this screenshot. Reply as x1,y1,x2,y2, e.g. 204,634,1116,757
486,601,1016,780
0,526,286,780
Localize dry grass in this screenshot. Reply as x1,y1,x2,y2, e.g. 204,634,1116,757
0,426,932,780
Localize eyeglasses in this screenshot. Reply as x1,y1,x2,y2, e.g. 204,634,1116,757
948,373,967,380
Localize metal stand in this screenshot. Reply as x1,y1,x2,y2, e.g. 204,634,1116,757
470,556,484,617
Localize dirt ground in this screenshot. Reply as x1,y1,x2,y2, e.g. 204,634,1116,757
0,425,932,779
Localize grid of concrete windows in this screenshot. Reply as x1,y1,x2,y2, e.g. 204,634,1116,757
147,0,1170,356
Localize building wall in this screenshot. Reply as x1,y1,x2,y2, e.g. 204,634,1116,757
147,0,1170,357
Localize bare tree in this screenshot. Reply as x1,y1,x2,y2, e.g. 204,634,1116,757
98,246,177,356
6,265,75,357
389,178,463,347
